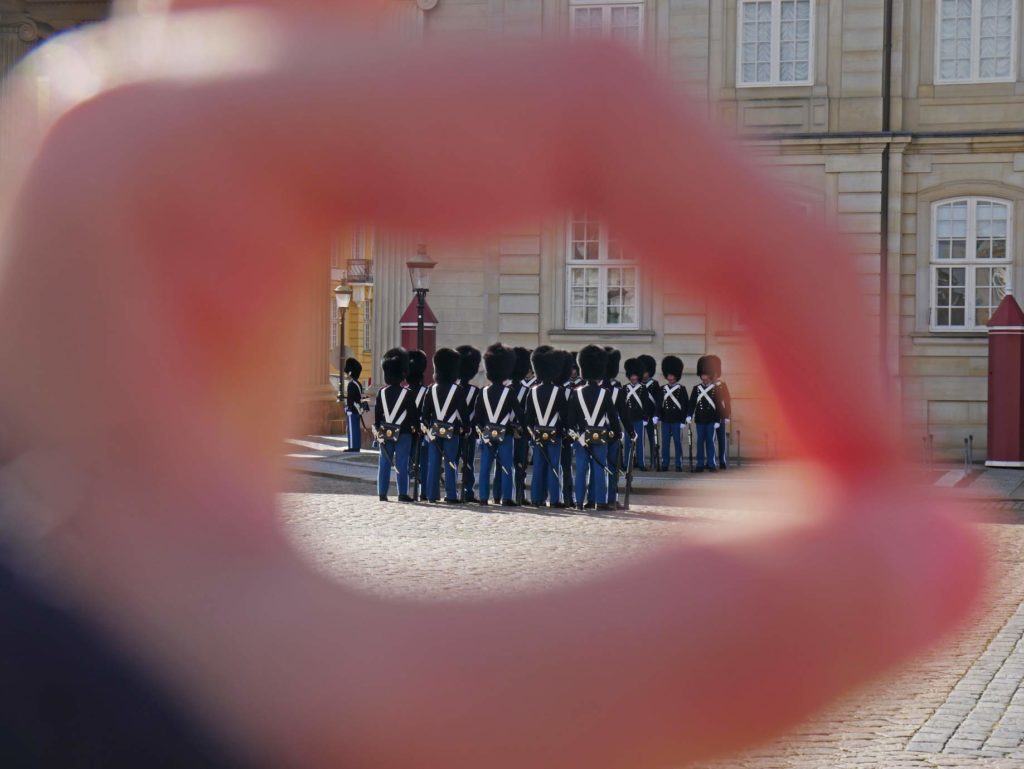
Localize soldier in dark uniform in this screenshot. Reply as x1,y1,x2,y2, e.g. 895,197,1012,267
687,355,728,473
602,347,629,508
623,358,654,471
705,355,733,469
638,354,662,467
455,345,482,503
406,349,430,499
566,345,621,510
421,348,469,502
343,357,366,452
524,346,568,508
475,344,523,507
374,348,419,502
659,355,688,472
557,349,577,506
510,346,533,504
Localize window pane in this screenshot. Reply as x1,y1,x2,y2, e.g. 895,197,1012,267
780,0,812,83
740,1,774,83
938,307,950,326
980,0,1013,79
570,213,600,261
939,0,974,81
951,308,966,325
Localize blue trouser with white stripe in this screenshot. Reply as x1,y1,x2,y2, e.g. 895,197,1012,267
661,422,683,469
426,435,461,501
346,411,361,451
607,438,622,504
377,434,412,497
478,437,514,503
716,423,729,468
574,443,608,506
530,441,562,506
696,423,717,469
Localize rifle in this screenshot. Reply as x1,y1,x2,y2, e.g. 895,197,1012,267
458,428,477,502
514,429,527,505
410,428,423,500
687,422,694,472
653,419,662,472
623,432,638,510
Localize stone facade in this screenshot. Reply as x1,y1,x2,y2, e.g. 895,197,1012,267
369,0,1024,460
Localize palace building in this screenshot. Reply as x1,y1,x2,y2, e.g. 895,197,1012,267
2,1,1022,458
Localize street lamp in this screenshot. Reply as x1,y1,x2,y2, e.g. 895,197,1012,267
334,284,353,402
406,243,436,352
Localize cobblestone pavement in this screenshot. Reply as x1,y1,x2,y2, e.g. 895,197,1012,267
279,473,1024,768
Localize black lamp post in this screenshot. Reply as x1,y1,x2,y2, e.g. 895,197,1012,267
334,284,353,402
406,243,436,352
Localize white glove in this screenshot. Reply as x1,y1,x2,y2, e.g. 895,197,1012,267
642,421,648,428
724,418,731,425
577,433,587,447
714,422,721,430
652,417,660,425
685,417,692,425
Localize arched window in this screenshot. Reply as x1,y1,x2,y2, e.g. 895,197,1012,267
930,197,1013,330
936,0,1016,83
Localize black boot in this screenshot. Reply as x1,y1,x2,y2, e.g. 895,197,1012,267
398,494,414,502
379,495,389,502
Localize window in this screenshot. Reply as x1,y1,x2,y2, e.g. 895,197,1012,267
362,299,373,353
565,213,639,329
936,0,1016,83
737,0,814,86
930,198,1013,330
351,227,365,261
570,2,644,47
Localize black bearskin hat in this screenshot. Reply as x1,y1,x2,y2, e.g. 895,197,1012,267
697,354,722,379
381,347,410,386
604,346,621,381
433,347,461,385
623,357,642,379
558,350,575,385
577,345,608,381
456,345,481,382
638,354,657,378
484,343,516,383
662,355,683,381
343,357,362,378
512,347,532,382
531,345,560,384
407,350,428,387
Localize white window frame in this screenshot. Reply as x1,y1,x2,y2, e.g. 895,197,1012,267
736,0,815,88
934,0,1018,84
565,214,641,331
929,197,1014,331
362,298,373,353
569,1,645,47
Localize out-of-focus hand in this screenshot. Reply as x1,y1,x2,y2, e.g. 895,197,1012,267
0,5,983,769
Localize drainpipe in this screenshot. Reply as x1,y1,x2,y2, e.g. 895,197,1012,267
879,0,894,386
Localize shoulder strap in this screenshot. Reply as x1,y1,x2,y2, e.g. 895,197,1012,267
432,384,459,423
576,387,606,427
381,388,408,424
482,386,511,425
532,385,560,427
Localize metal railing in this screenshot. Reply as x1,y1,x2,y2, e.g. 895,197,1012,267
346,258,373,284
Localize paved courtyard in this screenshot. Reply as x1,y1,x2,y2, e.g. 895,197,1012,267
279,470,1024,768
